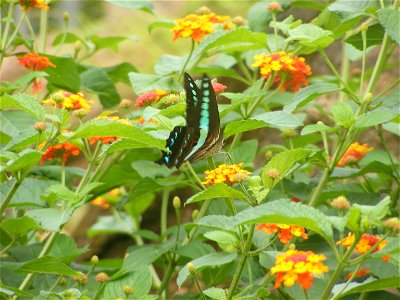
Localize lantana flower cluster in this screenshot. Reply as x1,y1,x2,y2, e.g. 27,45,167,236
337,233,389,261
202,163,251,185
253,51,312,92
171,10,234,42
40,142,80,164
91,188,124,209
256,223,308,244
271,249,329,289
19,0,48,10
43,91,92,112
337,142,373,167
135,90,168,107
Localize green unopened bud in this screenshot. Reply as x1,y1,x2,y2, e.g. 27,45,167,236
196,6,211,15
361,217,371,231
288,243,296,250
64,12,70,23
51,90,66,103
232,16,246,26
74,41,82,51
187,262,196,274
122,285,134,296
73,108,88,119
281,128,298,138
192,209,199,220
91,255,99,265
265,150,273,161
63,289,75,298
173,196,181,209
364,92,373,103
360,22,368,32
317,121,325,125
58,277,68,286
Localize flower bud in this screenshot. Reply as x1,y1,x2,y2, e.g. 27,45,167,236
364,92,373,103
232,172,249,182
58,277,67,286
281,128,297,138
34,122,47,132
63,289,75,298
196,6,211,15
91,255,99,265
192,209,199,220
187,262,196,274
267,2,283,12
95,272,109,282
119,99,132,109
74,41,82,51
51,90,66,103
64,12,70,23
72,271,87,285
266,168,280,179
73,108,88,119
384,217,400,232
160,93,181,105
331,195,350,210
288,243,296,250
232,16,246,26
360,22,368,32
173,196,181,209
122,285,134,296
265,150,273,161
212,82,227,94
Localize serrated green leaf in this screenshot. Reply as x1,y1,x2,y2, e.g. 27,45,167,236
287,24,334,51
355,109,398,128
332,102,355,128
87,214,133,237
231,139,258,164
333,276,400,297
247,1,273,32
345,24,385,50
203,230,238,253
0,94,45,120
0,283,33,297
18,256,82,277
0,216,39,238
0,72,48,94
328,0,379,14
203,287,226,300
89,35,138,52
270,15,302,35
301,123,333,135
43,55,80,92
52,32,87,48
262,148,312,189
186,183,246,205
48,234,88,263
354,196,390,224
26,207,74,231
284,82,341,112
104,63,138,85
346,206,361,232
233,199,334,244
4,128,40,151
148,19,176,33
177,252,237,287
190,215,237,233
3,149,41,173
105,0,154,14
378,8,400,44
72,118,165,150
128,72,180,94
154,54,183,75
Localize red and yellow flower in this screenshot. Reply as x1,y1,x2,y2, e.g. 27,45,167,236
252,51,312,92
337,142,373,167
135,90,168,107
18,52,55,71
91,188,124,209
202,163,251,185
42,91,92,112
19,0,48,10
88,116,131,145
337,233,389,261
212,82,227,94
40,142,80,164
344,268,370,281
172,11,233,42
256,224,308,244
271,249,329,289
133,117,157,124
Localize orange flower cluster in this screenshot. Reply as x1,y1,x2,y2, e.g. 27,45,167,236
88,116,132,145
344,268,370,281
42,91,92,112
19,0,48,10
18,53,55,71
337,142,373,167
91,188,124,209
212,82,227,93
40,142,80,164
133,117,157,124
202,163,251,185
337,233,389,261
135,90,168,107
256,224,308,244
172,12,233,42
252,51,312,92
271,249,329,289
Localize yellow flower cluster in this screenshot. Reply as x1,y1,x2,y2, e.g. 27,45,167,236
43,91,92,112
256,224,308,244
91,188,124,209
337,233,389,261
202,163,250,185
337,142,373,167
271,249,329,289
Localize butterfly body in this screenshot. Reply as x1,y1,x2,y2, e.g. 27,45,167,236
159,73,223,168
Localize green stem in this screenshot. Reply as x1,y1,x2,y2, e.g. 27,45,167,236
18,231,59,292
39,8,48,52
237,55,253,84
160,190,169,241
303,288,310,300
228,132,242,152
93,282,106,300
4,10,27,49
330,263,362,300
272,13,279,50
185,161,205,189
61,161,66,186
320,50,361,104
246,74,278,118
0,180,21,221
347,232,390,266
376,125,400,182
359,30,367,96
191,272,207,300
371,78,400,102
178,40,195,82
0,238,17,255
0,0,15,67
339,43,350,102
226,224,256,299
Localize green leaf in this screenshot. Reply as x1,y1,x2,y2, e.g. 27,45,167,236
43,55,80,92
105,0,154,14
333,276,400,297
233,199,334,244
87,214,133,237
185,183,246,205
148,19,176,33
103,267,152,298
3,128,40,151
80,67,121,108
0,283,33,297
128,72,180,94
231,139,258,164
3,149,41,173
203,231,238,253
191,28,267,64
262,149,312,190
48,234,88,263
247,1,273,32
104,63,138,85
177,252,237,287
191,215,237,233
154,54,183,75
72,118,165,150
332,102,355,128
301,123,334,135
354,196,390,224
0,93,45,119
18,256,82,277
345,24,385,50
270,15,302,35
203,287,226,300
192,66,244,82
0,216,38,238
89,35,138,52
43,184,77,205
345,206,361,233
287,24,334,51
0,71,48,94
354,109,398,128
284,82,341,112
26,208,74,232
52,32,87,48
224,111,302,138
328,0,379,14
378,8,400,44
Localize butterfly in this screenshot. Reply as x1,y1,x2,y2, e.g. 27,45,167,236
158,73,224,168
